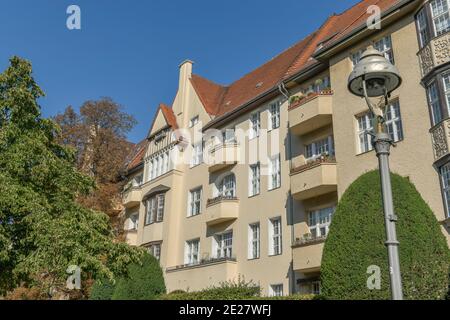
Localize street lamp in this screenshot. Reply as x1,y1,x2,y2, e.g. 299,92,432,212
348,48,404,300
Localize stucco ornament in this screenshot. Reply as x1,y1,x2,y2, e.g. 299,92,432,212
418,44,434,77
433,33,450,67
431,123,448,160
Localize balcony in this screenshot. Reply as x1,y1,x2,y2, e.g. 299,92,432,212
165,257,238,292
122,187,141,208
418,32,450,78
206,142,240,173
289,91,333,136
430,119,450,162
290,157,337,200
205,196,239,226
292,236,326,272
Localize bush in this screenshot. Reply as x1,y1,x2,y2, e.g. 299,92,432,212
159,278,260,300
90,279,115,300
111,252,166,300
321,170,450,300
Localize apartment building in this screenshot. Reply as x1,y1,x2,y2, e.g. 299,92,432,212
121,0,450,296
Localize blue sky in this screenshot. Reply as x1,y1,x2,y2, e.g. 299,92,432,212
0,0,360,143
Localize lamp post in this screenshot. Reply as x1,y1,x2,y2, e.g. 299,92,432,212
348,48,404,300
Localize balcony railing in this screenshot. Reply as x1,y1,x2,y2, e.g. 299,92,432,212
417,32,450,78
290,155,336,175
207,195,238,207
166,256,237,272
292,235,327,248
206,142,240,172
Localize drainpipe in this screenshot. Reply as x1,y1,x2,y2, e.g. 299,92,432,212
278,82,296,295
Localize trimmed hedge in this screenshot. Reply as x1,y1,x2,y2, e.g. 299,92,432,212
159,279,260,300
321,170,450,300
90,252,166,300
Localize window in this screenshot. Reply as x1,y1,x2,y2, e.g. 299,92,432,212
269,217,282,256
351,50,363,66
384,101,404,142
147,243,161,261
185,239,200,265
269,102,280,130
191,142,203,167
374,35,395,64
219,174,236,198
417,8,430,48
215,231,233,259
189,187,202,217
128,213,139,230
431,0,450,36
189,116,199,128
268,154,281,190
305,136,334,161
269,284,283,297
356,101,403,154
357,112,374,153
145,194,165,225
148,149,171,181
249,163,260,197
440,163,450,218
222,128,236,143
250,112,260,139
248,223,260,259
132,174,143,187
443,73,450,110
308,207,335,238
427,81,443,126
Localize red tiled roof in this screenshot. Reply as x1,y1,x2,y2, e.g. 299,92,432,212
160,103,178,129
125,139,148,171
190,0,401,119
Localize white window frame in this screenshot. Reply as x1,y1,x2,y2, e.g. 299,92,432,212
248,223,260,260
128,212,139,231
268,217,282,256
269,101,281,130
249,163,260,197
305,136,334,161
185,239,200,265
430,0,450,36
188,187,202,217
191,142,203,167
442,72,450,113
350,50,363,66
148,149,171,181
250,112,261,139
219,174,236,198
440,163,450,218
308,207,335,239
427,80,443,126
417,8,430,48
384,101,403,143
215,231,233,259
268,154,281,190
145,193,165,225
269,284,284,297
147,243,162,261
373,35,395,64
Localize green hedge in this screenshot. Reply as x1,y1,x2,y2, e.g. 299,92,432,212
159,279,260,300
321,170,450,300
90,252,166,300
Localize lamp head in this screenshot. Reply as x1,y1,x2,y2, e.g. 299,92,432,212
348,48,402,97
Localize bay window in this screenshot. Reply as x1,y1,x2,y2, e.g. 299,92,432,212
415,0,450,48
440,163,450,218
145,193,165,225
147,149,171,181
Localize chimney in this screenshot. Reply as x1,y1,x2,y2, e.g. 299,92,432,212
179,59,193,89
